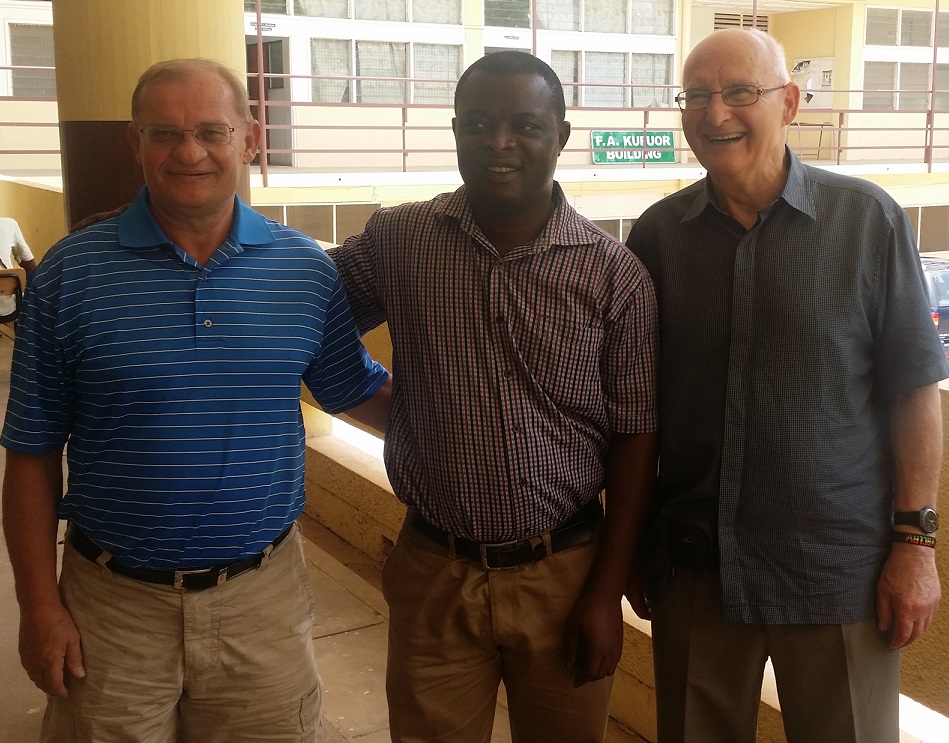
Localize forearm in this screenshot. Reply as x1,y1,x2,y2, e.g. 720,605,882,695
341,376,391,434
585,431,658,599
889,383,942,520
2,448,65,611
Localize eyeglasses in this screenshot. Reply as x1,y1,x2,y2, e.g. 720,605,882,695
138,124,236,148
674,84,789,111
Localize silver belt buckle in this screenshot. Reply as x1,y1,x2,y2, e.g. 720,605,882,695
173,566,215,590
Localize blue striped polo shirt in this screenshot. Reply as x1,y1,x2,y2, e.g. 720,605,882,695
1,188,388,569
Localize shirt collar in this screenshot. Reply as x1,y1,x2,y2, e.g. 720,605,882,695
681,146,816,224
438,181,590,253
118,186,275,251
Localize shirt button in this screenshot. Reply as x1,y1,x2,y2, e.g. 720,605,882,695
519,477,529,488
203,319,213,328
496,315,506,324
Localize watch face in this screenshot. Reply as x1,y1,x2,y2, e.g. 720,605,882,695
922,508,939,533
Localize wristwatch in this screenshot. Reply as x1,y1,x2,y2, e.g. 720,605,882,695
893,508,939,534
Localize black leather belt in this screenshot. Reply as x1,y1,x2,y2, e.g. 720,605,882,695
407,500,603,570
67,523,294,591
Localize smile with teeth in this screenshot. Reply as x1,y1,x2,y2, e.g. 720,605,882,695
487,165,518,172
707,132,745,142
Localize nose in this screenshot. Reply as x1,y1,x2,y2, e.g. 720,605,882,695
485,123,515,152
172,130,208,161
703,94,733,126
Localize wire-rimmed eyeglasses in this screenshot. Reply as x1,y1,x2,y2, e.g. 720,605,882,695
138,124,236,148
674,83,789,111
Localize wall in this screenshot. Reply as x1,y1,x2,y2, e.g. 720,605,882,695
0,178,65,261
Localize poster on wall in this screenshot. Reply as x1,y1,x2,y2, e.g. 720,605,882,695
791,58,834,108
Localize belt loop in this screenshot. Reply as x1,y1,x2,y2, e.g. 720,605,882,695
446,533,457,560
260,542,274,568
541,530,553,555
95,549,113,568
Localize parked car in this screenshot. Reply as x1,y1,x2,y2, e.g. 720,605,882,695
920,256,949,356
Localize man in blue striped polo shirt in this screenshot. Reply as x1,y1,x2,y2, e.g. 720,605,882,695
2,58,389,743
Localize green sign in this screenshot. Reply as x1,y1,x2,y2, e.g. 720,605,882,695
591,130,676,164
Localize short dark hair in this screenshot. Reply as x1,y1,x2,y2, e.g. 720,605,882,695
454,51,566,122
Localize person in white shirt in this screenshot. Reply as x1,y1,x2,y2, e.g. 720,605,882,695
0,217,35,318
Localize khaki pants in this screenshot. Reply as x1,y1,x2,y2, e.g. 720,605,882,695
382,519,614,743
44,525,323,743
651,567,900,743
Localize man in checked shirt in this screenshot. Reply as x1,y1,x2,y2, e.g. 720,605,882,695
331,51,658,742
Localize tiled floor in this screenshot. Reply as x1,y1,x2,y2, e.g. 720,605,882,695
0,327,646,743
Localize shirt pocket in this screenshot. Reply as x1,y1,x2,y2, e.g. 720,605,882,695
525,319,604,415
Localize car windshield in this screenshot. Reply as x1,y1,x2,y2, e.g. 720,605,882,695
931,270,949,307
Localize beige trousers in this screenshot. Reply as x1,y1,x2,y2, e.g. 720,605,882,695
43,525,323,743
651,567,900,743
382,519,614,743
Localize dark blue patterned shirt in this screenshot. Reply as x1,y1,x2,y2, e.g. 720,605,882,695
627,151,948,624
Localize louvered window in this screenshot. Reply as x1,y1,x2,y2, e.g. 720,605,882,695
713,13,768,31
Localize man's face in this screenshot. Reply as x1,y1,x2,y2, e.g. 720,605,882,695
452,71,569,218
680,34,798,184
127,72,260,223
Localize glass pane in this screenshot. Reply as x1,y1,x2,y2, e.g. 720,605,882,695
10,24,56,97
584,51,626,107
537,0,578,31
295,0,348,18
585,0,626,34
936,64,949,109
356,41,408,103
485,0,531,29
413,44,461,104
246,0,290,12
899,62,931,111
863,61,896,110
901,10,933,47
414,0,461,24
866,8,898,45
355,0,406,21
939,13,949,48
311,38,352,103
631,53,672,107
551,50,580,107
631,0,673,36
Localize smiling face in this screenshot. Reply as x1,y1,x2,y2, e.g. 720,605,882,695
681,30,799,191
452,70,570,226
127,69,260,226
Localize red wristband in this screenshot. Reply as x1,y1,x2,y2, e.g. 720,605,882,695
892,532,936,549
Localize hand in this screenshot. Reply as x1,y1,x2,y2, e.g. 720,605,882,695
19,602,85,697
624,558,651,621
70,204,128,233
876,543,941,649
563,589,624,686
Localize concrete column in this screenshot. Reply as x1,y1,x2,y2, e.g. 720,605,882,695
51,0,248,226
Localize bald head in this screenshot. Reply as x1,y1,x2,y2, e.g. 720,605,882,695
683,29,790,90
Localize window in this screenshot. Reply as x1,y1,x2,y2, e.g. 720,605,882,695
414,0,461,24
585,51,626,107
866,8,898,45
296,0,348,18
631,53,672,107
713,13,768,32
939,13,949,48
355,41,408,103
936,64,949,109
246,0,290,12
312,39,352,103
413,44,461,104
900,62,931,110
355,0,407,22
863,61,896,109
10,24,56,97
585,0,626,34
631,0,673,36
551,50,580,107
485,0,530,28
538,0,578,31
901,10,932,47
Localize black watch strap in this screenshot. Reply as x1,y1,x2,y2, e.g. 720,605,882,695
893,508,939,534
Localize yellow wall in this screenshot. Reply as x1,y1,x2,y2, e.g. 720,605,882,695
0,180,66,262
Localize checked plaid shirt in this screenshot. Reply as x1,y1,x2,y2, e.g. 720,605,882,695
332,183,658,542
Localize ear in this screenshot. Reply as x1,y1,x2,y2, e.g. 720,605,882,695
240,119,263,165
127,122,143,164
782,83,801,126
451,117,458,138
558,121,571,154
